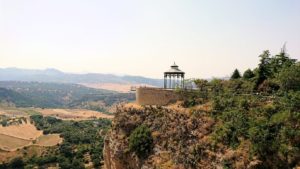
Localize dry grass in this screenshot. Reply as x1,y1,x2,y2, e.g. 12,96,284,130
0,106,114,120
0,145,47,162
35,134,63,147
0,134,31,151
80,83,133,93
0,122,43,140
0,107,41,118
124,103,143,110
0,121,61,152
38,108,113,120
80,82,155,93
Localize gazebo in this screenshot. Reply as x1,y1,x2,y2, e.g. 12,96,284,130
164,63,185,89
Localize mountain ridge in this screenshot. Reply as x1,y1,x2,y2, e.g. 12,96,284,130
0,68,163,87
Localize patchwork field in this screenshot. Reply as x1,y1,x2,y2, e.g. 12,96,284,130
0,133,62,152
0,122,42,140
0,107,111,152
38,108,113,120
35,134,63,147
0,107,41,117
0,106,114,121
80,82,155,93
0,145,47,162
0,122,62,151
0,134,31,151
80,83,133,92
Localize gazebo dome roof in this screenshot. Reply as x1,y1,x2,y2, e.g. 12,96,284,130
164,62,185,74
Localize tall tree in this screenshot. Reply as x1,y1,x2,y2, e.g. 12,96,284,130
243,69,255,79
231,69,241,79
270,45,296,76
255,50,271,88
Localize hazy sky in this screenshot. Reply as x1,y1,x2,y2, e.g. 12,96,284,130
1,0,300,78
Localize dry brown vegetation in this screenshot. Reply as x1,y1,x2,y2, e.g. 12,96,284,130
0,122,42,140
0,106,114,121
105,103,220,169
80,83,133,92
0,134,32,151
35,134,63,147
0,121,62,152
80,82,154,93
0,145,48,163
38,108,113,120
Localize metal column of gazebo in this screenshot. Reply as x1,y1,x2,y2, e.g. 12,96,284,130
164,63,185,89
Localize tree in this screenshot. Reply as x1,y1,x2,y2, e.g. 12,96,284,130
270,45,296,75
194,79,209,100
129,125,153,158
255,50,272,89
243,69,255,79
231,69,241,79
194,79,208,91
9,157,24,169
59,143,73,157
278,64,300,91
71,159,85,169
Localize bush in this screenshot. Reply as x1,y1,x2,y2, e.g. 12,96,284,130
248,120,279,157
129,125,153,158
213,111,248,148
243,69,255,79
9,157,24,169
278,64,300,91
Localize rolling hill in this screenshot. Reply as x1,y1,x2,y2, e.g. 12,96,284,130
0,81,135,108
0,68,163,87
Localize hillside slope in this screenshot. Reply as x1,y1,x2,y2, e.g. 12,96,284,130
103,103,253,169
0,81,134,109
103,51,300,169
0,87,33,107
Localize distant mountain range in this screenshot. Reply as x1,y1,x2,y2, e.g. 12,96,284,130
0,68,163,87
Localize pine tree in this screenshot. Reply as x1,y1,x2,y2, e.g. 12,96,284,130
255,50,271,88
231,69,241,79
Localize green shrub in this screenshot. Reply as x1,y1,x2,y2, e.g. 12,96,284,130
278,64,300,91
9,157,24,169
248,120,280,157
243,69,255,79
129,125,153,158
213,111,248,148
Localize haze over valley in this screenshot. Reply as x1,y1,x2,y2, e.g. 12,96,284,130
1,0,300,168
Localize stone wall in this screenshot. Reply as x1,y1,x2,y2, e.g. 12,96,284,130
136,87,179,106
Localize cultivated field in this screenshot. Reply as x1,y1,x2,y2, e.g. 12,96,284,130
80,82,155,93
80,83,133,92
0,122,42,140
0,106,114,121
38,108,113,120
35,134,62,147
0,134,31,151
0,122,62,151
0,145,47,162
0,106,110,152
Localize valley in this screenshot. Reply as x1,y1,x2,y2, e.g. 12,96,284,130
0,82,119,168
0,50,299,169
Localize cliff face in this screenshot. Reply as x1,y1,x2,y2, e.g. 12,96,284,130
103,103,257,169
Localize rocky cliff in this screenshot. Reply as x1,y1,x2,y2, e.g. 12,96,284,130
103,103,260,169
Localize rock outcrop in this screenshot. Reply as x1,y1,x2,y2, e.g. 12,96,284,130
103,103,257,169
